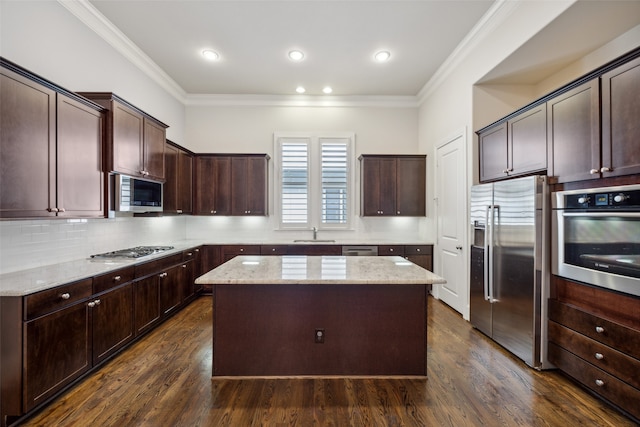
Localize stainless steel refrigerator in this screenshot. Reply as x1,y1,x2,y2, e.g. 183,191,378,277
469,175,551,369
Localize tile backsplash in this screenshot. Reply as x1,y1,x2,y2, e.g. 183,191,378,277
0,216,186,274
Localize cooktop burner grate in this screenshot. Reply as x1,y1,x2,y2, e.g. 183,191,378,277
90,246,174,259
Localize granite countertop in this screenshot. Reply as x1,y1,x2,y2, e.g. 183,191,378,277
0,241,202,297
195,255,446,286
0,241,437,297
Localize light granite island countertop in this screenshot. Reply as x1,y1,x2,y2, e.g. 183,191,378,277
196,255,446,378
195,255,447,286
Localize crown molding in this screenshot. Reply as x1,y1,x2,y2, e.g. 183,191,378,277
185,94,419,108
58,0,187,103
416,0,520,105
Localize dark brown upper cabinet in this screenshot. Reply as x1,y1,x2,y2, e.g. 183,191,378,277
164,141,193,214
546,79,600,184
0,59,106,219
360,155,426,216
601,55,640,179
478,104,546,182
78,92,168,181
195,154,268,216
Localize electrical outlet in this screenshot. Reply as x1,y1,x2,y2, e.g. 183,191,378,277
315,328,325,343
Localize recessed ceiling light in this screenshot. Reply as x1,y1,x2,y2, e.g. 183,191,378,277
288,50,304,61
375,51,391,62
202,50,219,61
296,86,306,94
322,86,333,94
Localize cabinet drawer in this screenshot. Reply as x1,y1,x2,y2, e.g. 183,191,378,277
93,266,135,294
404,245,432,256
548,342,640,420
222,245,261,257
183,248,199,261
288,245,342,255
378,245,404,256
548,321,640,389
549,299,640,360
261,245,288,255
135,253,183,278
24,278,93,320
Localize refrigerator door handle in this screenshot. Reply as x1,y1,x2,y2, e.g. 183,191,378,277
484,205,491,302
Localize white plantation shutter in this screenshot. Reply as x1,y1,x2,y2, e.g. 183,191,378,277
320,139,348,224
275,133,353,229
281,139,309,224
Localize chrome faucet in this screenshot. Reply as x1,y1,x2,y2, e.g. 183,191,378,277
312,226,317,240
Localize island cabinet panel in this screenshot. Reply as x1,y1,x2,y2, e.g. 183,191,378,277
360,155,426,216
1,60,106,219
548,276,640,421
213,284,429,376
601,55,640,178
221,245,261,262
78,92,168,181
378,245,433,271
546,79,600,184
164,141,193,215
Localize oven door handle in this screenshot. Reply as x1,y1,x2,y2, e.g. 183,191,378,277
561,212,640,218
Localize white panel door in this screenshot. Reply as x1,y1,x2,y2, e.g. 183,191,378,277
434,131,468,319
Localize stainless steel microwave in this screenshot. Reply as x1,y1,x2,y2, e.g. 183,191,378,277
552,184,640,297
113,174,163,213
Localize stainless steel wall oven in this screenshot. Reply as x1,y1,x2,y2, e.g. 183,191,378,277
552,184,640,296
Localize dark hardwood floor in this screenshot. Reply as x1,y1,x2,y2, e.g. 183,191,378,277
19,295,637,426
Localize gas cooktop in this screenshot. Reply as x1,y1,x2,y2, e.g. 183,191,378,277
90,246,174,259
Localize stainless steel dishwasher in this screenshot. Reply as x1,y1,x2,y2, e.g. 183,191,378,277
341,245,378,256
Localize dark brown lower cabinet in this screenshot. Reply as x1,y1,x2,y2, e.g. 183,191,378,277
24,301,92,412
160,264,183,316
92,283,135,366
548,276,640,422
134,274,162,336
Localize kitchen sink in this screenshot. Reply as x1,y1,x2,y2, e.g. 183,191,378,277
292,239,336,243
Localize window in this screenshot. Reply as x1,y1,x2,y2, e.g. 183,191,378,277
275,133,354,230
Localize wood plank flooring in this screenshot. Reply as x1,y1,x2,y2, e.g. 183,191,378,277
19,296,637,426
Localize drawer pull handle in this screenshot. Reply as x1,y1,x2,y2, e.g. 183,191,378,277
595,326,605,334
594,353,604,360
61,293,71,300
595,379,605,387
114,275,121,281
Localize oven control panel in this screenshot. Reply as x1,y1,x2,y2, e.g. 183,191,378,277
565,188,640,209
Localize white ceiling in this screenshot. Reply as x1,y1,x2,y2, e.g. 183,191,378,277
84,0,640,99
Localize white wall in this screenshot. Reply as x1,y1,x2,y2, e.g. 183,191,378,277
184,104,424,243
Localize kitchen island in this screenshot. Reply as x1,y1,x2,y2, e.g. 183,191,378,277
195,255,446,377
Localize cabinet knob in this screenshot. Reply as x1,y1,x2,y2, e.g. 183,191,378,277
48,207,59,213
416,248,421,252
58,208,66,212
502,169,509,174
600,166,611,173
589,168,599,174
114,275,121,282
194,248,200,252
594,352,604,360
595,379,605,387
595,326,605,334
88,301,96,308
60,293,71,300
272,248,276,252
240,248,244,252
187,252,193,257
159,272,168,278
397,211,400,214
182,264,187,268
389,248,394,252
177,209,183,214
94,299,101,306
